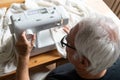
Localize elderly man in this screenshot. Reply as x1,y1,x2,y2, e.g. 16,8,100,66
15,14,120,80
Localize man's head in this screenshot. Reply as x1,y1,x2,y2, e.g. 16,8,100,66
65,15,120,75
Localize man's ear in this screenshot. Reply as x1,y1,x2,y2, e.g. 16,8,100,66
73,51,90,68
79,56,90,68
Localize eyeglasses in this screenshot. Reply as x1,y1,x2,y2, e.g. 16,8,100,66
60,35,76,50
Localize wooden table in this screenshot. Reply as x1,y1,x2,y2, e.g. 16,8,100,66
0,50,66,80
85,0,120,26
0,0,24,8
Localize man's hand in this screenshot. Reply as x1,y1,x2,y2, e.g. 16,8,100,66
63,26,70,34
15,31,36,80
15,31,36,57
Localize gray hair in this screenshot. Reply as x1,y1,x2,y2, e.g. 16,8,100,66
74,14,120,75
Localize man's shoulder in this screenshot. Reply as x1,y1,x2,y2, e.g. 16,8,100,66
45,63,80,80
103,58,120,80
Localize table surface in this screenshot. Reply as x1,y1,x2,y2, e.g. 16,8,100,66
0,0,24,8
0,50,62,78
0,0,120,79
85,0,120,26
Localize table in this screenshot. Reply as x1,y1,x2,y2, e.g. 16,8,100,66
0,0,24,8
85,0,120,26
0,50,67,80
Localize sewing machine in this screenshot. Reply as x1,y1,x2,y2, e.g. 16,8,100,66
9,6,69,56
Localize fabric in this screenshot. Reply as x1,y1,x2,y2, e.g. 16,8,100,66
45,58,120,80
0,8,17,76
0,0,90,76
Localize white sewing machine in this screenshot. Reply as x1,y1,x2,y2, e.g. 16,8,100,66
9,6,69,56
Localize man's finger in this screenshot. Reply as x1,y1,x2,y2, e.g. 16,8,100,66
22,31,29,42
31,34,36,46
63,26,70,34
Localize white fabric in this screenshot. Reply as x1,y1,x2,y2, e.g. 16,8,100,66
50,0,91,58
0,8,17,76
0,0,91,76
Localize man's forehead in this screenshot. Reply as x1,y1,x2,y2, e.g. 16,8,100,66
67,23,80,42
70,23,80,35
